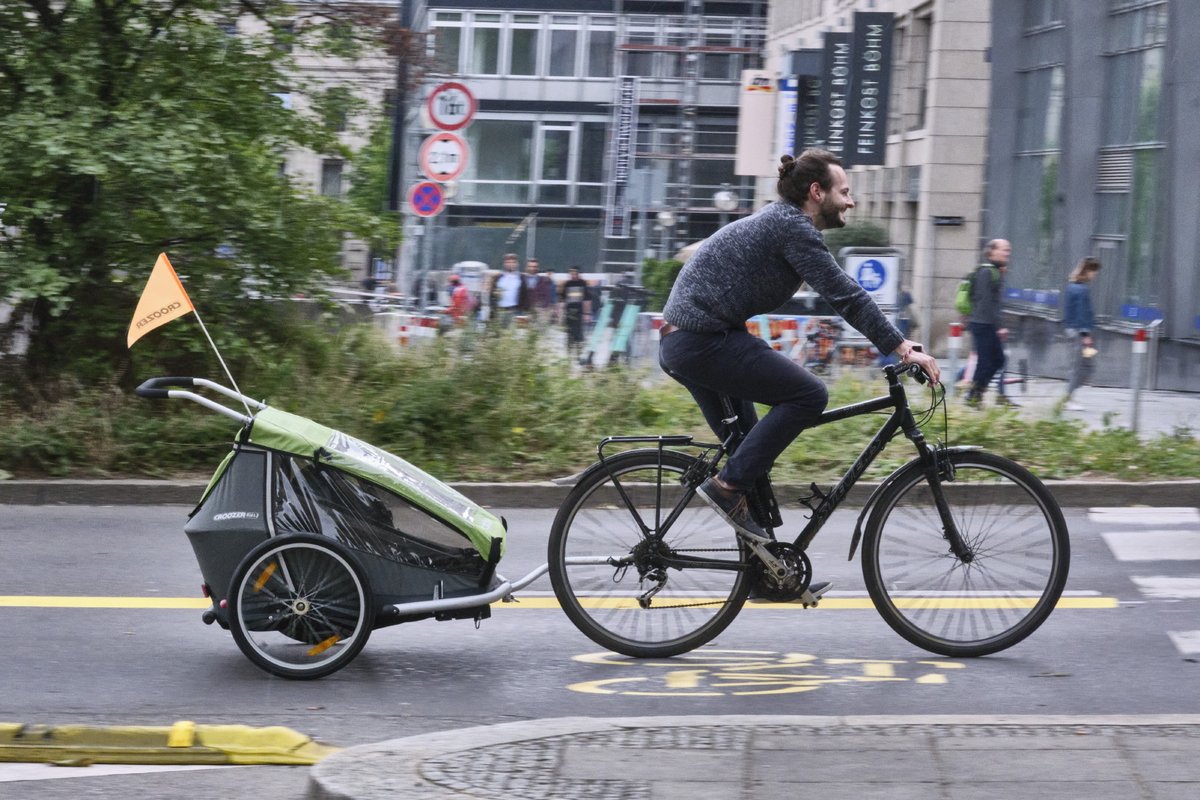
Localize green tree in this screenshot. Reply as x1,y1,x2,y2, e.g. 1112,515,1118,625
0,0,400,390
822,218,890,255
640,258,683,311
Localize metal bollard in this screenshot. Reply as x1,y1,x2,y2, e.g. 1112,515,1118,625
945,322,963,397
1130,327,1148,433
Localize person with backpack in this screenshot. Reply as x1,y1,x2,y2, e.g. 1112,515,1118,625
963,238,1015,408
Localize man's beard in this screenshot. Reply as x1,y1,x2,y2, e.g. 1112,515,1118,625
819,197,846,229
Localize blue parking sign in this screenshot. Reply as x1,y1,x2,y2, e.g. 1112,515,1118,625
857,259,886,291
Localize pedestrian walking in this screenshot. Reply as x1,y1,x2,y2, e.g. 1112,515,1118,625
491,253,523,328
1063,256,1101,411
964,238,1017,408
560,266,590,360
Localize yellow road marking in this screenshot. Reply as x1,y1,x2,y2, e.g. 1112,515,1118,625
0,595,1118,610
0,596,213,609
499,596,1118,610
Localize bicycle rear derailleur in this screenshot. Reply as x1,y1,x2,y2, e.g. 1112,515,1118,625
752,541,812,602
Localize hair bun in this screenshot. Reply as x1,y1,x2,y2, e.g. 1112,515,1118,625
777,154,796,179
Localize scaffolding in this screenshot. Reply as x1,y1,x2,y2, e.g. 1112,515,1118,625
600,0,767,270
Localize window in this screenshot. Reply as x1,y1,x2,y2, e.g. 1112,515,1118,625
458,120,608,207
321,160,343,197
1091,1,1169,318
538,127,572,205
1009,65,1064,294
463,120,534,204
624,31,656,77
578,122,607,205
702,34,734,81
431,25,461,72
587,25,615,78
471,24,500,75
1023,0,1062,31
549,29,578,77
905,15,931,131
510,28,539,76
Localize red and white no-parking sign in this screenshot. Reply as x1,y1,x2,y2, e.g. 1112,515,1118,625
419,132,469,182
427,82,477,131
408,181,445,218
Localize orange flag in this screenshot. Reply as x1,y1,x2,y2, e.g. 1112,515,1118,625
127,253,195,348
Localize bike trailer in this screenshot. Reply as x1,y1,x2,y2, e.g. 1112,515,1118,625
184,404,507,615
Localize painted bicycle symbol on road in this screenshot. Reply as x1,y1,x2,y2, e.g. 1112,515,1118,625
568,649,965,696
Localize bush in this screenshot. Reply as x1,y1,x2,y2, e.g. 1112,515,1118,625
0,315,1197,483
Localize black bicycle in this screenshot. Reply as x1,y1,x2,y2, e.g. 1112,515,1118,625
548,361,1070,659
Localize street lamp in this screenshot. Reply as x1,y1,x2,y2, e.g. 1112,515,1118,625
713,185,738,228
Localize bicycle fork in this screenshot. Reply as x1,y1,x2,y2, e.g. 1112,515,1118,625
924,450,976,563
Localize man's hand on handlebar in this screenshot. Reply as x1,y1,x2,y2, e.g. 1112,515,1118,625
895,339,941,385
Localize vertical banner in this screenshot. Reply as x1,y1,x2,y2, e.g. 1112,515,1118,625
604,76,639,239
849,12,895,166
790,48,824,154
735,70,777,177
776,76,799,157
795,77,824,153
817,32,852,162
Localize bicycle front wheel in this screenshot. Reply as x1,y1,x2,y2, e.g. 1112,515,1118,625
862,450,1069,657
549,449,752,658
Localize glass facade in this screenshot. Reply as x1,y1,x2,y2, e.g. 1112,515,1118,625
1095,1,1168,319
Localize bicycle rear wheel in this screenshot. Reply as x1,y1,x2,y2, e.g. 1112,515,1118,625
549,449,751,658
862,450,1069,657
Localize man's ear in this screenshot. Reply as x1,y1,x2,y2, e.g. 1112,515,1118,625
808,181,823,202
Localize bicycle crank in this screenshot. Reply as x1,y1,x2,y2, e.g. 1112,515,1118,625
752,541,812,602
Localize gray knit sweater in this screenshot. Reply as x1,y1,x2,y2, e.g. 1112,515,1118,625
662,201,904,355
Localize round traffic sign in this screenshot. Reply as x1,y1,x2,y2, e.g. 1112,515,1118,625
856,258,887,291
427,82,477,131
419,132,469,182
408,181,445,217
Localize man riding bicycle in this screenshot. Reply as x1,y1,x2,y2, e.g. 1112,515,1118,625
658,149,941,572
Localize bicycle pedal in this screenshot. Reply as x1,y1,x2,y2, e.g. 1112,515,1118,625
800,581,832,608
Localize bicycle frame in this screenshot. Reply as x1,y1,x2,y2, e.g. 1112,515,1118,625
593,363,969,569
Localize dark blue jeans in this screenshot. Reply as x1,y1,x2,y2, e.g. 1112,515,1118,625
659,329,829,490
969,321,1006,395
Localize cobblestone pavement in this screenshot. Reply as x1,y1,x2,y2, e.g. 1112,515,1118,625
308,715,1200,800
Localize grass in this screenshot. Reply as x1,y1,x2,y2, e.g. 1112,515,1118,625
1,320,1196,484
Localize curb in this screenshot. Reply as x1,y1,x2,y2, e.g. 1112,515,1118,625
0,720,338,766
2,479,1199,508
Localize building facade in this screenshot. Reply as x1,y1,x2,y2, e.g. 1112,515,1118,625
404,0,767,286
986,0,1199,391
764,0,992,354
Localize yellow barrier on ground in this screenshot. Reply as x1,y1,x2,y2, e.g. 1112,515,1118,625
0,721,339,765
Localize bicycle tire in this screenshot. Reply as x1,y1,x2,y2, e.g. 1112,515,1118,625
549,449,752,658
228,533,375,680
862,450,1070,657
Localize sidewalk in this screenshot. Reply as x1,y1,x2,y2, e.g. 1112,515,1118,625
307,715,1200,800
954,375,1200,439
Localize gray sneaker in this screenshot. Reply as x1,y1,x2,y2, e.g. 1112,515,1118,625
696,477,769,541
